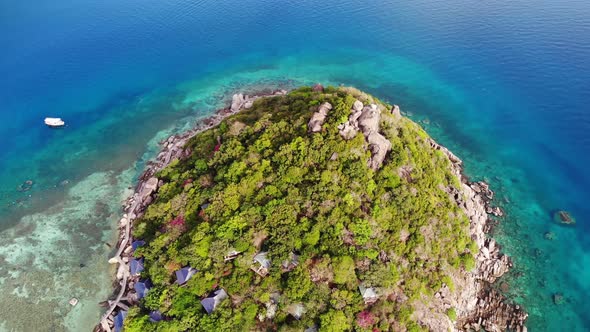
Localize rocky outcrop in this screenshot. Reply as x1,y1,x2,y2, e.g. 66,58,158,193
312,83,324,92
358,105,391,170
427,138,462,170
391,104,401,119
231,93,245,112
366,131,392,170
462,288,528,332
231,91,287,113
308,102,333,133
432,141,528,332
428,138,505,219
554,210,575,225
469,181,505,217
353,100,364,112
338,101,392,170
553,293,564,305
17,180,34,192
338,100,364,139
139,177,158,203
357,104,381,133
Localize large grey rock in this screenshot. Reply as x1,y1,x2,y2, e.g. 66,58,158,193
357,104,380,135
139,177,159,202
231,93,245,112
366,132,392,170
339,122,358,140
358,104,392,170
353,100,364,112
391,104,401,118
349,110,362,126
308,102,332,133
337,103,392,169
318,102,332,116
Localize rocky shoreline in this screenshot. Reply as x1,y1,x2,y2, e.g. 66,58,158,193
95,90,287,332
95,88,527,332
428,140,528,331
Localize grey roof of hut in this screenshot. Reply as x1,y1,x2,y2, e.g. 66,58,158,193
134,279,152,299
130,257,144,276
131,240,145,251
149,310,163,322
253,252,271,269
224,250,242,262
175,266,197,285
114,310,127,332
359,285,378,303
305,325,318,332
201,289,228,314
282,252,299,271
251,252,271,277
287,303,306,320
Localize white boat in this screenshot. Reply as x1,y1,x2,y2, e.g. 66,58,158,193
44,117,65,127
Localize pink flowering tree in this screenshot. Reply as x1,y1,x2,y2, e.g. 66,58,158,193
356,310,376,329
165,215,187,239
169,215,185,227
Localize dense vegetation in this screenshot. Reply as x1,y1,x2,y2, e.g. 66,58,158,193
125,87,476,331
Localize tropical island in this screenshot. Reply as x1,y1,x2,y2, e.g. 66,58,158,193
97,86,527,332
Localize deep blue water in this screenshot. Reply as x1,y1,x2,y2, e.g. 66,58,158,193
0,0,589,330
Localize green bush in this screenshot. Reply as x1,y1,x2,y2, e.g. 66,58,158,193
446,307,457,321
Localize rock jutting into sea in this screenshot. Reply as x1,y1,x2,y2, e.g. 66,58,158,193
96,86,527,332
553,210,576,225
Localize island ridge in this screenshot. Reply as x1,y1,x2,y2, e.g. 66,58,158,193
98,86,527,332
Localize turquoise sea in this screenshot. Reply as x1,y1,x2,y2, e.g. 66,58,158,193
1,0,589,330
